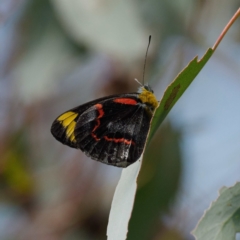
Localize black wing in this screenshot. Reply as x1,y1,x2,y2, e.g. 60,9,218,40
51,94,125,148
51,93,153,168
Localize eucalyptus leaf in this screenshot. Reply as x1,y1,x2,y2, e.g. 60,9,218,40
148,48,214,142
192,182,240,240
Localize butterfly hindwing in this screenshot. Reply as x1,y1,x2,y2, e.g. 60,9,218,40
76,97,149,167
74,94,146,167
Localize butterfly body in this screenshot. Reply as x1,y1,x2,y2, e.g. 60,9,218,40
51,85,158,167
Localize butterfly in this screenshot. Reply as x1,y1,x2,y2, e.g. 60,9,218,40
50,84,158,167
51,35,158,167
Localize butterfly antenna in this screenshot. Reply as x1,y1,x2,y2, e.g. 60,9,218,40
142,35,151,85
134,78,142,86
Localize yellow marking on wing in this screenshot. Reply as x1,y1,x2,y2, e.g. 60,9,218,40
58,111,78,142
70,132,76,142
58,111,76,121
59,112,78,127
138,87,158,109
66,121,76,140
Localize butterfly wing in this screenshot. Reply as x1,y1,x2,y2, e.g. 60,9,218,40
51,93,153,167
51,95,119,148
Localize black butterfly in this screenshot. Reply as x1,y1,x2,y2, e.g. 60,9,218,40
51,85,158,167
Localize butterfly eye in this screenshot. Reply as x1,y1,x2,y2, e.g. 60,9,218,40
143,85,154,93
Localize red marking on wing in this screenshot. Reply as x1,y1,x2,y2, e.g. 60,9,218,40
113,98,137,105
93,103,104,132
91,133,100,141
95,104,104,118
91,103,135,145
92,119,100,132
104,136,134,145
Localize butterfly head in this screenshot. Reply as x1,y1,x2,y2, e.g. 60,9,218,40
142,84,153,93
138,85,158,112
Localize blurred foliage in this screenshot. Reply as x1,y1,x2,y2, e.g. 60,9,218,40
0,128,34,206
21,0,88,55
0,0,239,239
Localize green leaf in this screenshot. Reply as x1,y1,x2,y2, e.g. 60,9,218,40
127,48,215,240
148,48,214,143
192,182,240,240
127,123,182,240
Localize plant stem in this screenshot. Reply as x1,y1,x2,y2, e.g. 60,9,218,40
213,8,240,51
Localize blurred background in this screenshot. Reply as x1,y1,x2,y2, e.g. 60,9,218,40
0,0,239,239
